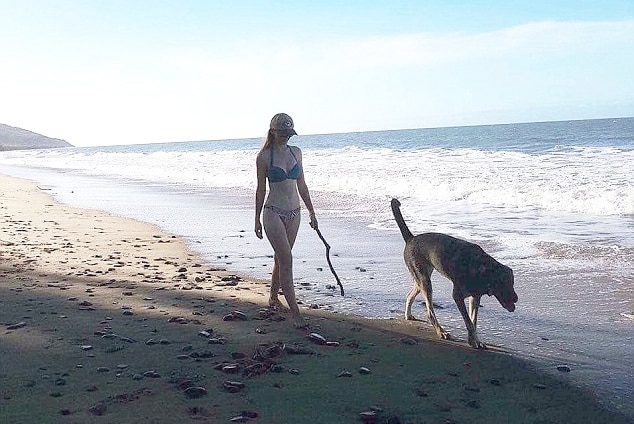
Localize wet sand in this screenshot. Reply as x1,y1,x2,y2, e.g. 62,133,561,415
1,174,630,424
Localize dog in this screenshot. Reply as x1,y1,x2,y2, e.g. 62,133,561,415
391,198,517,349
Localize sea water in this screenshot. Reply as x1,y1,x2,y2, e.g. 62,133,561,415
1,117,633,416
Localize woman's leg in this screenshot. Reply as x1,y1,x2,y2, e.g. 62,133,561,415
269,257,289,311
269,209,301,310
263,208,302,324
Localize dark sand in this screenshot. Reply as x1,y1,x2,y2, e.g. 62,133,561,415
1,174,630,424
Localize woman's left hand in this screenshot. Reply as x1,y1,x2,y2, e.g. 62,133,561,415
309,213,318,230
255,221,263,239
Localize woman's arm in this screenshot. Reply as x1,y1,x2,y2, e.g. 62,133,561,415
255,152,267,239
294,147,318,230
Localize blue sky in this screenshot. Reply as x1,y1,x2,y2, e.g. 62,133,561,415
0,1,633,146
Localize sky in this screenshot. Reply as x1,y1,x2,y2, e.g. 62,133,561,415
0,1,633,147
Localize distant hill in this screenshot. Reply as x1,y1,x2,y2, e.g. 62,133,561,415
0,123,73,151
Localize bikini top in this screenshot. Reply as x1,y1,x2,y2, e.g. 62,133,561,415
268,146,300,183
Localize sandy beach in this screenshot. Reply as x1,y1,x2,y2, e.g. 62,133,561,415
0,174,630,424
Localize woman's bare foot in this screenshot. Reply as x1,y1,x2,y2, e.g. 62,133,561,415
268,297,290,312
293,316,309,329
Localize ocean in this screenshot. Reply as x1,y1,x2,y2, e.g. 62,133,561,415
1,117,633,416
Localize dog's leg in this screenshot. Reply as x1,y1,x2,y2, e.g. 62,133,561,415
417,271,450,340
404,258,424,321
404,285,421,321
468,296,479,329
424,293,450,340
454,290,485,349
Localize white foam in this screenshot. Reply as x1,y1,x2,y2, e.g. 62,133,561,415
2,141,633,258
2,145,632,216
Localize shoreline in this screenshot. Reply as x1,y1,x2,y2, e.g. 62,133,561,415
1,173,630,424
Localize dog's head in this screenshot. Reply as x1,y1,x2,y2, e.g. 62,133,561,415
491,265,518,312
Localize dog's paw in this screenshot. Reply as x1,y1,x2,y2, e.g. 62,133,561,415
439,331,452,341
468,338,487,349
405,315,419,321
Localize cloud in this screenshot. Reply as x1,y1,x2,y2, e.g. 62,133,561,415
165,19,634,100
1,19,632,145
297,19,634,71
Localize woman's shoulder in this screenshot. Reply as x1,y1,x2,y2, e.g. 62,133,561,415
288,145,302,155
256,148,270,164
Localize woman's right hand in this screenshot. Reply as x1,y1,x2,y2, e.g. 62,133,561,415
255,221,263,239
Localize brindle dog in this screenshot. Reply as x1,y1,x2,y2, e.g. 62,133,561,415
391,198,518,348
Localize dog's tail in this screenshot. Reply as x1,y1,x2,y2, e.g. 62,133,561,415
391,198,414,242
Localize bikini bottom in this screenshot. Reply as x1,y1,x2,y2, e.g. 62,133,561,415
264,205,301,225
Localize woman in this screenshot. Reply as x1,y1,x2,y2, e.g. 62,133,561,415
255,113,317,328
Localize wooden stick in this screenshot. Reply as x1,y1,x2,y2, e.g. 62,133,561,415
314,228,344,296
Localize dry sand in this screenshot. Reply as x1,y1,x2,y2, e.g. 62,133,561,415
1,174,630,424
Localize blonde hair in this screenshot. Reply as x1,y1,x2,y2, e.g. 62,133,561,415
260,128,275,153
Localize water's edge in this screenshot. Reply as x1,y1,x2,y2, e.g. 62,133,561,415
2,164,632,419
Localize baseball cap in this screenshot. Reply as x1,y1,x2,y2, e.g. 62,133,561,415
270,113,297,136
